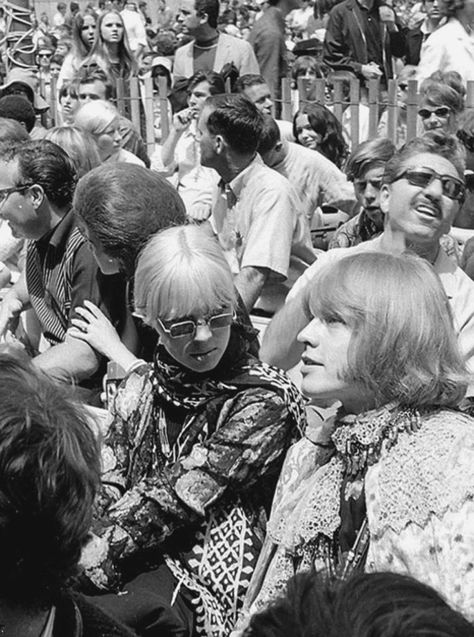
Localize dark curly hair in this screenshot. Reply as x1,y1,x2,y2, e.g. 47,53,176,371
0,355,100,607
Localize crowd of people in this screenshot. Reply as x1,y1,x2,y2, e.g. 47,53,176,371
1,0,474,635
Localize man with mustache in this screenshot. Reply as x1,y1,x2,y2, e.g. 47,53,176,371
261,132,474,393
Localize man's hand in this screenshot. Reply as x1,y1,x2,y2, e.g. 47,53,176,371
379,5,396,23
361,62,383,80
172,107,195,133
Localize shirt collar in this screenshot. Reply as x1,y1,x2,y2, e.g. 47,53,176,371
226,154,262,201
37,208,74,250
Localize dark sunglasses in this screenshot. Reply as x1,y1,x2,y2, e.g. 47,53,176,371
393,167,465,201
418,106,451,120
398,82,408,91
157,311,234,339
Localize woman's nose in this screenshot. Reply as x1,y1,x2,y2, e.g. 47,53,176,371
297,317,320,345
194,323,213,341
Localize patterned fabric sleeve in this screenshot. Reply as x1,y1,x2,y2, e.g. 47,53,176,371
82,374,296,590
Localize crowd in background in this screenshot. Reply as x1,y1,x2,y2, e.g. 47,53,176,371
0,0,474,635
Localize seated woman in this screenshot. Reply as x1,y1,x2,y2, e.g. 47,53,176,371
418,71,465,136
293,103,348,169
74,100,145,165
79,225,304,636
243,251,474,623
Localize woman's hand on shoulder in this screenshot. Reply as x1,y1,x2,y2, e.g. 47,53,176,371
68,300,124,360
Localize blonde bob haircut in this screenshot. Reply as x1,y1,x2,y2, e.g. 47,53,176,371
74,100,118,137
134,225,236,324
308,251,468,409
44,126,100,178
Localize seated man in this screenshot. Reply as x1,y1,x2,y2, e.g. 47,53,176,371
258,114,358,227
328,137,396,247
235,74,294,142
0,353,134,636
0,140,118,389
261,132,474,392
198,93,315,313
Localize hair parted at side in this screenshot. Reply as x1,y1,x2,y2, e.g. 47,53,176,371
234,73,268,92
187,70,225,95
134,225,236,323
204,93,264,155
0,355,100,605
294,103,348,169
0,139,77,208
383,131,466,182
44,126,101,178
308,252,468,409
73,163,186,277
75,65,116,100
345,138,396,182
245,569,474,637
195,0,220,28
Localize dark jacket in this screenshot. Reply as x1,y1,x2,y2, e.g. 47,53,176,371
54,593,137,636
323,0,405,83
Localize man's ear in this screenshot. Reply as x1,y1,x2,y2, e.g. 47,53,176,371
215,133,226,154
28,184,45,210
379,183,391,215
198,11,208,24
275,141,283,152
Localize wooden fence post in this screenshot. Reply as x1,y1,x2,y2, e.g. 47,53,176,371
158,75,170,142
349,78,360,150
280,78,292,122
386,79,398,144
406,79,418,141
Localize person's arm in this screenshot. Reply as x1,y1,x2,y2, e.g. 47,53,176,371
33,335,99,383
160,108,194,168
260,284,311,369
416,31,444,84
68,300,139,372
82,384,299,590
234,266,270,312
0,268,29,337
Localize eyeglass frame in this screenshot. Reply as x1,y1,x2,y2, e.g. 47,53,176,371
391,167,465,201
417,106,452,120
156,310,235,339
0,183,34,207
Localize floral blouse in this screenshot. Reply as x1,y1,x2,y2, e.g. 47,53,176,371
81,345,304,636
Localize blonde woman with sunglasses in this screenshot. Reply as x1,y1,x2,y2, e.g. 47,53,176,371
71,220,303,637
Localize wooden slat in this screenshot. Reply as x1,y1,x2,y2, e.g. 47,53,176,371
280,77,292,121
144,75,155,154
386,78,398,144
158,76,169,142
406,79,418,141
368,79,379,138
129,76,141,131
349,79,360,149
332,79,344,123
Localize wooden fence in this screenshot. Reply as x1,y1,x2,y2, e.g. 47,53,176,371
40,74,474,156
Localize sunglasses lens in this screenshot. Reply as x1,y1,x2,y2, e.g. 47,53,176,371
406,170,432,188
436,107,450,117
209,313,233,329
169,321,195,337
399,83,408,90
442,178,463,199
418,109,430,119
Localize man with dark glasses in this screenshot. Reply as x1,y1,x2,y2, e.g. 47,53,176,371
0,140,117,395
261,132,474,401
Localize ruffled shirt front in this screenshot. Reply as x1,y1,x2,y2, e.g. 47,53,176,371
243,405,474,622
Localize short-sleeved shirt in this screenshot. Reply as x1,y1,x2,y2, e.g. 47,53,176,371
210,155,315,312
